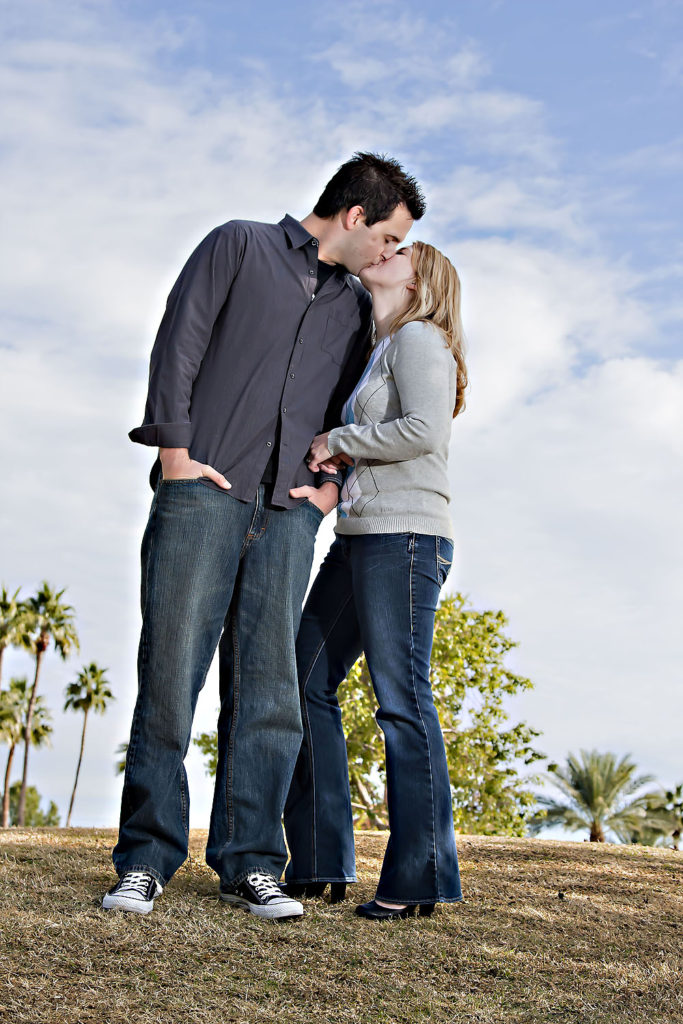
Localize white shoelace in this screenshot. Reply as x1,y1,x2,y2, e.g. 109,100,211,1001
120,870,155,898
247,872,284,901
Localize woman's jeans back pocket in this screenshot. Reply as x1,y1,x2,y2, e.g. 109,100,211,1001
436,537,453,587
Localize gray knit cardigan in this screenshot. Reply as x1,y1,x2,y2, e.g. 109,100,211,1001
327,319,456,538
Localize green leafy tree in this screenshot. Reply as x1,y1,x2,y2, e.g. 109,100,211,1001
194,594,544,836
17,583,79,825
63,663,114,826
194,732,218,778
9,782,59,826
338,595,543,833
529,750,661,842
0,586,32,690
0,678,53,827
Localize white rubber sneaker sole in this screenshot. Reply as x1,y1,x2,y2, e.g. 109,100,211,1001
102,892,157,914
219,892,303,919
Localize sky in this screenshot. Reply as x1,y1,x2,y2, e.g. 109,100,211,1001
1,0,682,836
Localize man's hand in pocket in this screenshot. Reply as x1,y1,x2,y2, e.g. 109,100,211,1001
160,448,231,489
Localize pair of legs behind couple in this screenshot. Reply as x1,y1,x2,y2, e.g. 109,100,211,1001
107,479,461,918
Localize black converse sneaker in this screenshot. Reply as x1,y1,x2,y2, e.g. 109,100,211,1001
220,871,303,920
102,870,163,914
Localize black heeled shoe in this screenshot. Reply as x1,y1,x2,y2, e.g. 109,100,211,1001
329,882,347,904
355,899,435,920
280,881,347,904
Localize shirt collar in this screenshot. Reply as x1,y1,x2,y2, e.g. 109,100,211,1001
279,214,354,289
279,214,315,250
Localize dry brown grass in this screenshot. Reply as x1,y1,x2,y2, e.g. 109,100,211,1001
0,828,681,1024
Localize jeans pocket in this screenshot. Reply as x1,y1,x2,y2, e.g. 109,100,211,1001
160,477,204,484
436,537,453,586
304,498,326,523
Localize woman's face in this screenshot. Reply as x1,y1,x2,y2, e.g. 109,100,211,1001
359,245,415,292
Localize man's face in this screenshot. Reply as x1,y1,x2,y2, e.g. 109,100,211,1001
341,203,414,276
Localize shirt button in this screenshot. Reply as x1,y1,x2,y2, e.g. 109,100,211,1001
308,269,315,276
266,441,272,447
312,239,318,247
289,372,295,379
282,407,287,413
298,338,303,344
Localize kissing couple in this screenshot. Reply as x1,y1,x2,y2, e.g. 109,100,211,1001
104,152,467,922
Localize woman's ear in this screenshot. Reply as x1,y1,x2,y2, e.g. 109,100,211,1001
406,280,417,291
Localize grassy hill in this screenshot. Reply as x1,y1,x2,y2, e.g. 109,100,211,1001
1,828,681,1024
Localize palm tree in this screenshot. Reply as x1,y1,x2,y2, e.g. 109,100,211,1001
0,678,53,827
643,784,683,850
0,587,32,690
529,750,660,843
114,742,128,776
17,583,79,826
63,663,114,827
663,784,683,850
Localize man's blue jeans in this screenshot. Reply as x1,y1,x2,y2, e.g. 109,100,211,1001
283,532,462,905
112,479,324,887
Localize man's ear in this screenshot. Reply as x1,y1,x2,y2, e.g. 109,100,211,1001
343,205,366,230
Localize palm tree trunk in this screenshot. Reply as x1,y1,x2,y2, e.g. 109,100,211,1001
17,647,43,826
2,743,15,828
0,644,5,691
66,709,88,827
589,820,605,842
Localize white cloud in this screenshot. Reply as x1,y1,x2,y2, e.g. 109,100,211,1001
448,355,683,783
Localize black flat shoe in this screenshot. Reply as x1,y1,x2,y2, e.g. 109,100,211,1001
355,899,436,920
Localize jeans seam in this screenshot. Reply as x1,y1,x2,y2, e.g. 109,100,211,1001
180,770,189,840
239,501,262,558
122,491,160,812
225,613,241,843
408,535,440,900
300,591,355,878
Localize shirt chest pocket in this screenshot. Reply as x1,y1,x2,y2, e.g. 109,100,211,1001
321,311,359,365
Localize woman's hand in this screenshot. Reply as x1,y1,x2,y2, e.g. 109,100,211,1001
306,432,332,472
307,433,354,473
317,453,354,475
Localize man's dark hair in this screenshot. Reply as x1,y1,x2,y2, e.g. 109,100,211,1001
314,152,426,225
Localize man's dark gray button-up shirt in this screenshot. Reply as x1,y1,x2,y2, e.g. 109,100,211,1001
130,215,373,508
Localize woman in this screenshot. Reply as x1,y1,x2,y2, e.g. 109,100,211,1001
283,241,467,919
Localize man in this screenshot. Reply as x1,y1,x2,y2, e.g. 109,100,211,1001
103,153,425,919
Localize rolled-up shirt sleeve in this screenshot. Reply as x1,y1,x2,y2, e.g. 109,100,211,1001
326,324,452,463
129,223,246,448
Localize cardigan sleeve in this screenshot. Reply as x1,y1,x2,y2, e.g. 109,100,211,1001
327,322,453,463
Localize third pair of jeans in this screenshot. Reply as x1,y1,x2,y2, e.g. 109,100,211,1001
284,532,462,905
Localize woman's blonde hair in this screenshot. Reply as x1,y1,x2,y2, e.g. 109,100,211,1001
387,241,467,418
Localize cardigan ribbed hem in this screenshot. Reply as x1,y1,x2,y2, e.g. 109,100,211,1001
334,513,453,539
